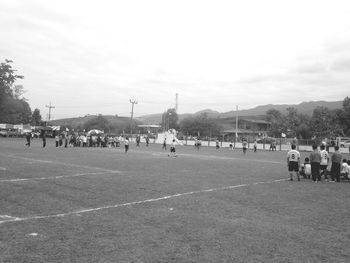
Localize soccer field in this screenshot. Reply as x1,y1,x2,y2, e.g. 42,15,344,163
0,138,349,263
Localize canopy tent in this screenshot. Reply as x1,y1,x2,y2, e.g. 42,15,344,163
87,129,104,135
33,126,53,131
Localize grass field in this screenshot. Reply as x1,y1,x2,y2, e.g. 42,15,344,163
0,138,349,263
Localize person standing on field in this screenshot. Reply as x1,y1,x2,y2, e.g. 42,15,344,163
168,139,177,157
330,146,342,182
253,139,257,152
320,144,329,181
310,144,321,182
287,144,300,181
215,139,220,149
124,137,129,153
242,139,248,154
162,137,167,150
25,132,31,147
41,130,46,148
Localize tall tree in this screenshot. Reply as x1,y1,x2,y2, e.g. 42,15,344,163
0,59,31,123
342,96,350,135
266,108,284,137
31,108,42,126
83,115,112,132
285,107,300,137
0,59,24,98
179,113,222,137
310,106,333,137
162,108,179,130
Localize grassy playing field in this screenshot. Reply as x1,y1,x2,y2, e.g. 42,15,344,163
0,138,349,263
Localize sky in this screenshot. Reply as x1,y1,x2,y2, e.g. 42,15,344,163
1,0,350,120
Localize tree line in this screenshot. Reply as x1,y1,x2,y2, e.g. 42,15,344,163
266,98,350,139
0,60,43,125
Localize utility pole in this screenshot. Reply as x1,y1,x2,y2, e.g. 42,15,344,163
45,102,55,124
235,105,238,139
175,93,178,113
129,99,138,138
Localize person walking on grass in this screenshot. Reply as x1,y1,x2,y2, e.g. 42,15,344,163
124,137,129,153
25,132,31,147
287,144,300,181
330,146,342,182
310,144,321,182
168,139,177,157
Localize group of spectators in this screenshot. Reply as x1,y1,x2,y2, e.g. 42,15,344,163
53,132,122,148
287,143,350,183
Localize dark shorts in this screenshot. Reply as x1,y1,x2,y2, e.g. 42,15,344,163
331,162,340,176
311,162,320,176
288,161,299,172
170,147,175,153
320,164,328,171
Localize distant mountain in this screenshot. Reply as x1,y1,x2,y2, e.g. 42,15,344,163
136,100,343,124
51,101,344,127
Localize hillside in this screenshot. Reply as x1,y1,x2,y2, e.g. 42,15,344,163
136,100,343,124
50,115,134,130
51,101,343,127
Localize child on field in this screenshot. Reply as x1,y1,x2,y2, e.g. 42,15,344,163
300,157,311,179
304,157,311,179
340,159,349,180
229,141,233,150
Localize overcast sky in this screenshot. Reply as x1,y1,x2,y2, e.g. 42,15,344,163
1,0,350,119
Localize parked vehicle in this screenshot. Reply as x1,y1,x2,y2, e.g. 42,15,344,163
0,129,18,137
340,139,350,148
0,130,8,137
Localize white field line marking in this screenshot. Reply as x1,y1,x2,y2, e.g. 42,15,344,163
0,171,120,183
1,154,122,174
0,167,6,170
194,154,285,164
149,151,285,165
0,178,287,225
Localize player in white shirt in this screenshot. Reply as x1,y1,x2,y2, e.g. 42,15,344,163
319,144,329,181
287,144,301,181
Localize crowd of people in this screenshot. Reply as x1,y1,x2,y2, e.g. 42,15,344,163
287,143,350,183
52,132,123,148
